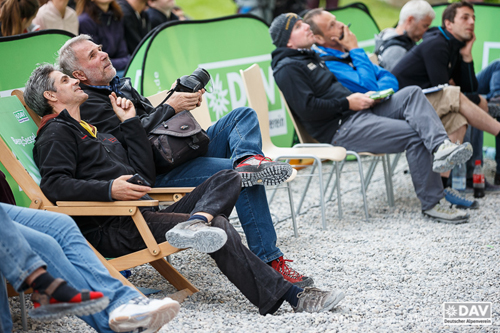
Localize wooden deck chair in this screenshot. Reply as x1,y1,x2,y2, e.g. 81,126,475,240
279,90,395,219
240,64,347,230
0,95,199,305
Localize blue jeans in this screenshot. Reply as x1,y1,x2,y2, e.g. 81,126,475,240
155,107,283,262
0,203,140,333
464,126,484,178
476,60,500,99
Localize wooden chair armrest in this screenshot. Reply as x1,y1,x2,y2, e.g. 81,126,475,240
148,187,195,194
55,200,159,207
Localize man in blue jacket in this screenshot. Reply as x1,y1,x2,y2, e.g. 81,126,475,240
303,9,399,94
270,13,474,224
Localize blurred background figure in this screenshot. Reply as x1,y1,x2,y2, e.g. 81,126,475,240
234,0,275,24
33,0,78,35
118,0,151,55
172,4,188,20
77,0,129,75
146,0,178,30
306,0,338,10
273,0,307,18
0,0,39,36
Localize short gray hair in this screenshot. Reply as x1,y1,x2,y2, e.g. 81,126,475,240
24,64,57,117
57,34,93,77
399,0,435,25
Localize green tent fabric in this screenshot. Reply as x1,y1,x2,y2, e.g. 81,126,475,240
432,3,500,148
329,3,380,54
125,14,295,147
0,30,73,206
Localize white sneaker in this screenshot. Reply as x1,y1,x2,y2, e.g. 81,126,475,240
422,198,469,224
109,297,180,333
432,140,473,173
165,219,227,253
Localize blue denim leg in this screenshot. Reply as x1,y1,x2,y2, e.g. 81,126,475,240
464,126,484,178
1,203,141,333
0,271,11,333
155,107,283,262
476,60,500,99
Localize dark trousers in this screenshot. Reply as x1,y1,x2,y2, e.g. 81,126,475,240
86,169,291,315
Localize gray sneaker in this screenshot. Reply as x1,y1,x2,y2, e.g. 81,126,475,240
292,287,345,313
235,155,294,187
422,198,469,224
433,140,473,173
165,219,228,253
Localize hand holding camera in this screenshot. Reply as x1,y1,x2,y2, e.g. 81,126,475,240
163,68,211,113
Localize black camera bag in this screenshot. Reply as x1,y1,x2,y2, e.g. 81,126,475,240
149,110,210,174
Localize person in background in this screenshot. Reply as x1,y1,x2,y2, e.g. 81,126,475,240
33,0,78,35
146,0,178,30
77,0,129,75
0,0,39,36
234,0,275,24
118,0,150,55
171,5,188,20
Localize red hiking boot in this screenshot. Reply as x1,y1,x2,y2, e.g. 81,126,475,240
270,256,314,288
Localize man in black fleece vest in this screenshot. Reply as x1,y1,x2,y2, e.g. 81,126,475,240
270,13,473,224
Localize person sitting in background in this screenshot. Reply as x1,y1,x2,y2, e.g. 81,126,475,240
374,0,435,72
33,0,78,35
77,0,129,74
0,0,39,36
304,9,399,94
24,63,345,316
270,13,473,224
171,5,188,20
146,0,178,30
118,0,150,55
303,8,480,210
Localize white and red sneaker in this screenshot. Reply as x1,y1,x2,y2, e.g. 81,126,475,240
235,155,294,187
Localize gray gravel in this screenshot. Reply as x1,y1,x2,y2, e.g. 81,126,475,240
9,156,500,332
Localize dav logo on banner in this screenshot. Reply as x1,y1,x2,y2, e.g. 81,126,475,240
443,302,492,325
198,55,288,138
14,109,29,123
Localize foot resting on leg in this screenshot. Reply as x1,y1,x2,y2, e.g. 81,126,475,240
432,140,473,173
165,218,228,253
235,155,294,187
29,272,109,320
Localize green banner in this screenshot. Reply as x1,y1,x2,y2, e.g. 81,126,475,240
0,30,71,206
432,3,500,148
329,3,380,54
0,96,42,207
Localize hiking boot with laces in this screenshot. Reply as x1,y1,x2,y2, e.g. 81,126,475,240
109,296,180,333
165,219,228,253
270,256,314,288
432,140,473,173
444,187,479,209
293,287,345,313
235,154,294,187
422,198,469,224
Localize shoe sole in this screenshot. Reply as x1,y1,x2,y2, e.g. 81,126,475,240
30,297,110,321
422,213,470,224
433,144,473,173
109,301,180,333
166,227,228,253
239,164,293,187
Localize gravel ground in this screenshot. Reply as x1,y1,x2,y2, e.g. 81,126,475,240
8,156,500,332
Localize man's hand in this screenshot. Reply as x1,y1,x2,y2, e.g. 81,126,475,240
346,93,375,111
332,25,358,51
459,32,475,63
111,175,151,201
109,92,136,122
168,90,204,113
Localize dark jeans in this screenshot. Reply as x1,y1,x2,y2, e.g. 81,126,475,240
86,169,291,315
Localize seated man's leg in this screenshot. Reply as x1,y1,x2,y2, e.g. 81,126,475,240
0,270,12,333
476,60,500,99
0,203,153,332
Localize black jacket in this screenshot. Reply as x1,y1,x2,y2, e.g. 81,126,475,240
33,110,155,232
80,77,175,145
271,47,354,143
392,27,478,93
118,0,151,54
145,7,178,30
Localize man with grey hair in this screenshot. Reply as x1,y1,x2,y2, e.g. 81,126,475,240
375,0,435,71
56,34,315,288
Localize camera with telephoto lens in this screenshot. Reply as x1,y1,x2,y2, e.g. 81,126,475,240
175,68,210,93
